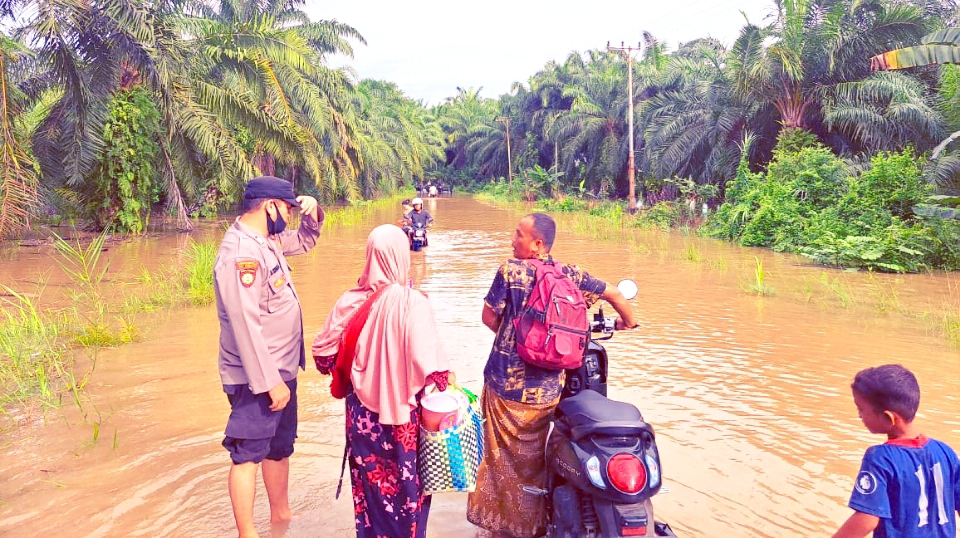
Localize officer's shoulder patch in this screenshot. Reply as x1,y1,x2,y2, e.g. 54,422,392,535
236,259,259,288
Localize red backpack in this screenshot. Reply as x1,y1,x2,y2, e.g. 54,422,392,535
513,259,589,370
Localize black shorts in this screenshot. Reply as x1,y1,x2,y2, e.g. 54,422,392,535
222,379,298,464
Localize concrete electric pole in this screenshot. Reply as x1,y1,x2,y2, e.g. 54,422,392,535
607,41,642,213
495,116,512,183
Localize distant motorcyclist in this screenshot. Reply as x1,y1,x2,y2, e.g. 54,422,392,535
399,199,413,236
405,197,433,241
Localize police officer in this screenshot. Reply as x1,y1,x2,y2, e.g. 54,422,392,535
214,176,322,538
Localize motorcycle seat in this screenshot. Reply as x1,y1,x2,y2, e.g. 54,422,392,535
556,389,649,441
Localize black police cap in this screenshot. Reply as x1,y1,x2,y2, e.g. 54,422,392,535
243,176,299,207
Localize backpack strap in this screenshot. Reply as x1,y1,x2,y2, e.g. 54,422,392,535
527,256,562,279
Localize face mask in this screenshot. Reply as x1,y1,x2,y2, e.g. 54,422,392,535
266,202,287,235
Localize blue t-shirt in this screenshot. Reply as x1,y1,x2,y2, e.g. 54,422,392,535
849,436,960,538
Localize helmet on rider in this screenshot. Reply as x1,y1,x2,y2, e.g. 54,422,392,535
412,197,423,208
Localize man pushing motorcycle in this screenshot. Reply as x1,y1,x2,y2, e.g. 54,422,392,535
467,212,638,538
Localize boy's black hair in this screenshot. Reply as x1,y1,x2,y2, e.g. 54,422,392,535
851,364,921,421
402,199,411,205
526,213,556,250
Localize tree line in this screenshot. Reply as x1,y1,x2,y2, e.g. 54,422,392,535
0,0,443,235
432,0,959,202
2,0,959,246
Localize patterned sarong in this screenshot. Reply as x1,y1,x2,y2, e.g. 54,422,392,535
466,385,558,538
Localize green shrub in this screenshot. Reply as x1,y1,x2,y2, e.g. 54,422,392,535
88,88,162,233
636,201,684,230
708,145,954,272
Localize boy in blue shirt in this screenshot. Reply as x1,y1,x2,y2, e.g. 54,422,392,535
832,364,960,538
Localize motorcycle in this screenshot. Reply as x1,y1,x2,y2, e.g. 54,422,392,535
528,279,677,538
410,223,428,252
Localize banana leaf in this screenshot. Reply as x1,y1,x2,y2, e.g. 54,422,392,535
871,44,960,71
921,28,960,46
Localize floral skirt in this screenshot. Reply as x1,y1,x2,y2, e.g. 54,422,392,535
346,391,431,538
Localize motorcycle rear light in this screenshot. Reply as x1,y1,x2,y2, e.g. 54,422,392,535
585,455,606,489
621,526,647,536
607,453,646,494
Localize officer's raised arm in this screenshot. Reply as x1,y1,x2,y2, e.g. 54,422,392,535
276,196,322,256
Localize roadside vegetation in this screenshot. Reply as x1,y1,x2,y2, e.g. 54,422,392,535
430,1,960,274
0,200,399,419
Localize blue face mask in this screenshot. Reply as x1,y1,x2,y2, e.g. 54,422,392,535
266,202,287,235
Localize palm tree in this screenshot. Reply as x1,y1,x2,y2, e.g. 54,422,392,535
347,80,443,197
0,35,39,236
869,27,960,189
641,39,760,187
544,51,629,195
728,0,928,133
433,87,498,169
7,0,367,231
823,70,945,153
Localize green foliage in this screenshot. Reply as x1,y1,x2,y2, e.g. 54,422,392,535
635,201,686,230
941,65,960,128
186,240,217,306
709,147,956,272
774,128,820,154
89,88,161,234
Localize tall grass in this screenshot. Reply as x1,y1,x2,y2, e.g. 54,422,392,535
1,234,223,415
743,256,775,296
0,284,68,410
2,195,404,415
186,240,217,306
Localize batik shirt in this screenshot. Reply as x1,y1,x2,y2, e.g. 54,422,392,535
483,256,606,404
848,436,960,538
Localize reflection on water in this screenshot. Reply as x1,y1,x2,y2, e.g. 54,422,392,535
1,196,958,537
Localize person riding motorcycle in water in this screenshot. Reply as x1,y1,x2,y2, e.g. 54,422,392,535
399,199,414,236
404,198,433,243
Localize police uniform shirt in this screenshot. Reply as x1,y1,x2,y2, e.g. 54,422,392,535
215,213,322,394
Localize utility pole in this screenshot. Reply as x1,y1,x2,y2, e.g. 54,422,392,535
495,116,512,183
607,41,642,213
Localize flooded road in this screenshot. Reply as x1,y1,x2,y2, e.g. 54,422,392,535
1,195,958,537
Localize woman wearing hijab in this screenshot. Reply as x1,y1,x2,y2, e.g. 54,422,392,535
313,224,450,538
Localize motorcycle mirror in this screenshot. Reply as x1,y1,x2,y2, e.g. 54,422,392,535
617,279,638,301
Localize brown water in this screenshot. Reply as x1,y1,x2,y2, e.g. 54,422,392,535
1,196,958,537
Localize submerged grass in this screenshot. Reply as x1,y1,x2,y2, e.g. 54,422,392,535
742,257,775,296
2,194,407,417
1,233,223,416
322,195,409,231
0,284,68,411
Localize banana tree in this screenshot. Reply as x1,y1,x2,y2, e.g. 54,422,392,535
872,28,960,188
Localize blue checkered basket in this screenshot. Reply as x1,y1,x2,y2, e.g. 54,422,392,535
418,386,484,494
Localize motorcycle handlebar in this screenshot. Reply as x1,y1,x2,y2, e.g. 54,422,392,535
589,317,617,334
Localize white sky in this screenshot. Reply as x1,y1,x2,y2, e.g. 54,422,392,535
305,0,777,106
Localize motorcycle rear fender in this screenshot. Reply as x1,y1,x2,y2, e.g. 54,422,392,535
592,497,655,538
548,428,658,505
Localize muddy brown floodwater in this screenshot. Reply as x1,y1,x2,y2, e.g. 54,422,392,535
1,196,958,537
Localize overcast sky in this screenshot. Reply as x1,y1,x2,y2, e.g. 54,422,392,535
305,0,777,106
